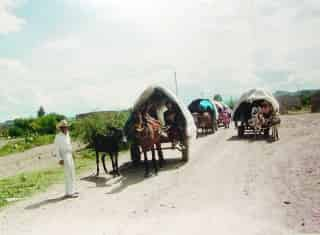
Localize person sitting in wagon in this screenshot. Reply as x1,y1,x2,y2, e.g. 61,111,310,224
142,103,162,129
261,101,279,127
164,101,184,145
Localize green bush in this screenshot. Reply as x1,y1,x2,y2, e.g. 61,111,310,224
31,113,65,135
8,126,25,137
72,111,130,145
7,113,65,137
0,149,96,208
0,135,54,157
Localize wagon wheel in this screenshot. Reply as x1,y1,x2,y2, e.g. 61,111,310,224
130,143,141,166
181,138,190,162
263,128,270,138
212,120,217,133
238,125,245,137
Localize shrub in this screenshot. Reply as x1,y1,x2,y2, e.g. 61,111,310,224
72,111,130,145
6,113,65,137
31,113,65,135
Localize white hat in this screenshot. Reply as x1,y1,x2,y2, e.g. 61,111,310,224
56,120,70,129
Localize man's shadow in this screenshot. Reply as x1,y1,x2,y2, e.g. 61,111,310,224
25,196,68,210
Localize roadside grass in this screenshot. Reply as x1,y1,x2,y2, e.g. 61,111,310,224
0,135,54,157
0,149,96,208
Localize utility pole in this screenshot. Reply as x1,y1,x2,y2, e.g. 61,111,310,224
174,71,178,96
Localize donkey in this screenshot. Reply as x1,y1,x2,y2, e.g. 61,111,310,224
132,111,164,177
92,127,126,177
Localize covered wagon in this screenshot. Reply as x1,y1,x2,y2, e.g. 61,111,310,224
188,98,218,136
124,85,197,165
213,100,232,128
232,88,280,138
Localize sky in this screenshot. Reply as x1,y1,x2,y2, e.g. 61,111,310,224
0,0,320,121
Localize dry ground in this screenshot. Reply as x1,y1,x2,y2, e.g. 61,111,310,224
0,113,319,235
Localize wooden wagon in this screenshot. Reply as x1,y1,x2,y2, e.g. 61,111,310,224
188,98,218,137
232,88,280,138
124,85,197,164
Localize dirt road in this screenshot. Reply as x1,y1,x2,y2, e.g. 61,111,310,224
1,114,319,235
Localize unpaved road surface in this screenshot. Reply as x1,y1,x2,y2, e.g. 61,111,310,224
1,114,320,235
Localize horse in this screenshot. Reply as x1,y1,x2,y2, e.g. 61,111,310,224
132,111,164,177
92,127,126,177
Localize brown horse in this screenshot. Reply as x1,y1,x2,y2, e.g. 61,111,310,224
132,111,164,177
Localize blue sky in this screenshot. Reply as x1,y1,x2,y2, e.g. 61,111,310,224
1,0,320,121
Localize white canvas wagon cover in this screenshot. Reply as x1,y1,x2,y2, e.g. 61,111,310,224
232,88,280,120
133,85,197,139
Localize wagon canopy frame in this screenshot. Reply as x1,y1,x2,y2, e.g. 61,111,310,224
132,85,197,140
188,98,219,120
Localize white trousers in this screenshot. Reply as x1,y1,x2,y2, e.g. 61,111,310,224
62,153,76,195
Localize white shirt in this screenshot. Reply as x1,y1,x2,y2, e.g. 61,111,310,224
54,132,73,160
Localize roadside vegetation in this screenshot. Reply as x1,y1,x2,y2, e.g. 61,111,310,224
0,111,131,208
0,109,131,157
0,135,54,157
72,111,130,148
0,149,96,208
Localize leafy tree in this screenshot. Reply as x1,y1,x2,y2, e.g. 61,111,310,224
7,113,65,137
227,97,235,109
31,113,65,135
8,126,24,137
73,111,130,146
213,94,223,102
300,94,311,107
37,106,45,117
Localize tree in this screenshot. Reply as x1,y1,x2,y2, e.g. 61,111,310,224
227,96,235,109
300,94,311,107
213,94,223,102
37,106,45,117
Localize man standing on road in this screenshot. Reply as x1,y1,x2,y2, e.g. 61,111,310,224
54,120,78,198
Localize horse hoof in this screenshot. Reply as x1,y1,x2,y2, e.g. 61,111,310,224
144,172,150,178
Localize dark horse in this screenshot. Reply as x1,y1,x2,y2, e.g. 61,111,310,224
92,127,126,177
132,111,164,177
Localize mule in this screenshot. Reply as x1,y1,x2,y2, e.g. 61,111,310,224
92,127,126,177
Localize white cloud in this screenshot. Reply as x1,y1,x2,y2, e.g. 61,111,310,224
0,58,26,73
1,0,320,121
0,0,25,34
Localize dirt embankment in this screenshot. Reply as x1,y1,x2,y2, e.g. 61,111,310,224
0,142,83,179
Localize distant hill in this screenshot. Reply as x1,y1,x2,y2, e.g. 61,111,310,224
274,89,320,113
274,89,320,97
0,120,14,127
76,110,130,119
